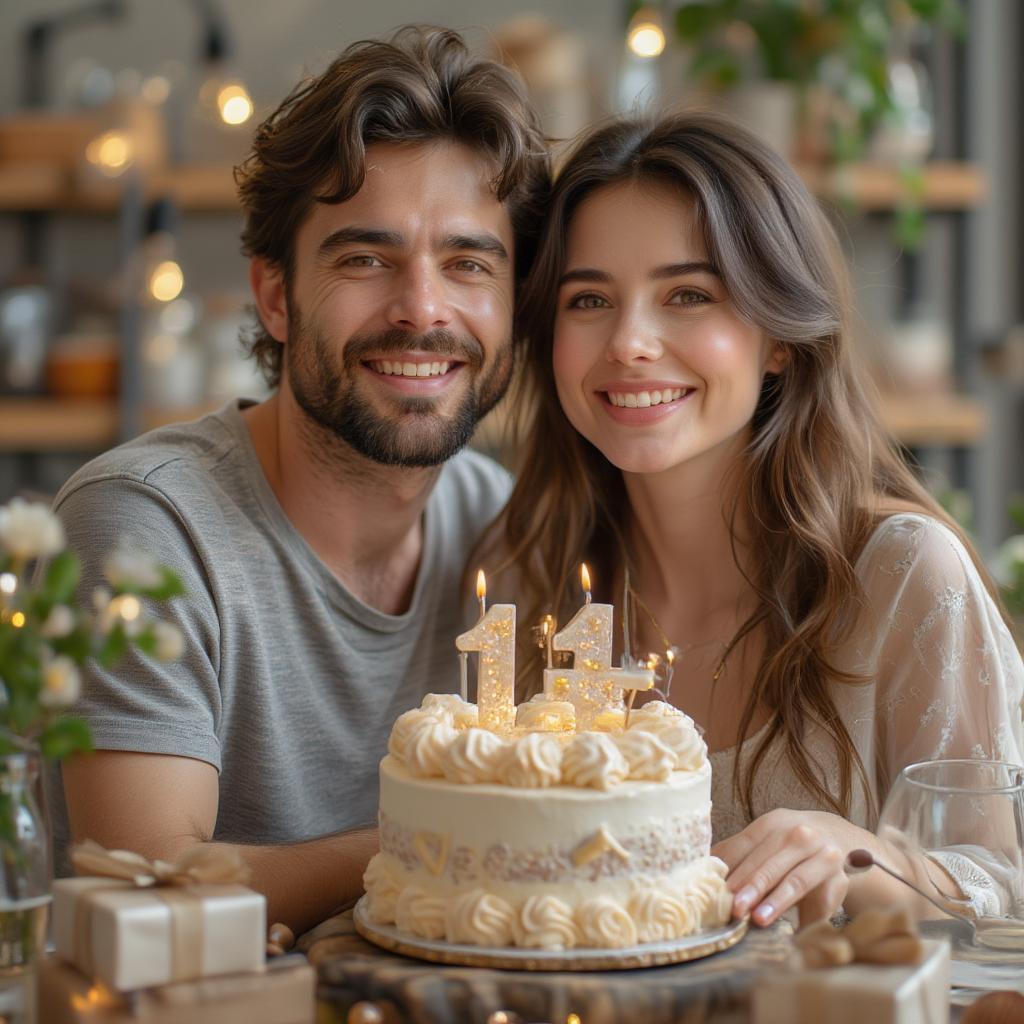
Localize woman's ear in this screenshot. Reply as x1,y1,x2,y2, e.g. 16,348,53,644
764,341,789,375
250,257,289,343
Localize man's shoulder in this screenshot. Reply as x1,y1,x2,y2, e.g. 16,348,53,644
54,403,248,514
434,446,512,522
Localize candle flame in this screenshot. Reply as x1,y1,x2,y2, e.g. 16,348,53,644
647,652,661,670
580,563,591,594
476,569,486,601
666,648,676,665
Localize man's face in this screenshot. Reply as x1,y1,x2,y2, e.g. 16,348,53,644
282,141,516,467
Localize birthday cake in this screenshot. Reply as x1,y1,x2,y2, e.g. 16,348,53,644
361,693,732,950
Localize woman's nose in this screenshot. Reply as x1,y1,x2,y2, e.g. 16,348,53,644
604,309,664,364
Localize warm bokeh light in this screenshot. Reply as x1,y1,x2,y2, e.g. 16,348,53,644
149,260,185,302
85,129,134,176
217,83,254,125
628,22,665,58
10,611,25,629
115,595,142,622
0,573,16,595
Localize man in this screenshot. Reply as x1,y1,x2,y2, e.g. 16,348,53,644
51,26,550,934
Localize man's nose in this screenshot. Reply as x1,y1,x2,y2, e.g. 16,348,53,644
385,262,453,334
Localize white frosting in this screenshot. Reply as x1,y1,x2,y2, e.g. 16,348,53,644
402,715,458,778
592,706,626,731
515,695,575,732
629,712,707,771
628,886,697,942
394,886,447,940
362,854,401,925
422,692,478,729
682,856,733,927
388,707,441,760
497,732,562,788
629,700,684,721
576,897,638,948
441,728,508,784
561,732,629,790
614,730,675,782
514,894,579,950
445,888,516,946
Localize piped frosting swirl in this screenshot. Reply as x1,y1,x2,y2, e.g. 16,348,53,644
561,732,629,790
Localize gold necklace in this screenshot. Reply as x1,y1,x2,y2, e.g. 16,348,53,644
622,566,730,685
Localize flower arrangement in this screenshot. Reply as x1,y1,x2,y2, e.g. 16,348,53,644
0,497,184,842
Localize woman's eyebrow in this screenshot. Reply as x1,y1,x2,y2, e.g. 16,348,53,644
559,261,720,287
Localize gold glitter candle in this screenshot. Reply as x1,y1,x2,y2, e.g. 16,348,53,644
456,603,516,734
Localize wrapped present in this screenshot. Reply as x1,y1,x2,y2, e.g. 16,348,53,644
52,842,266,992
38,953,316,1024
750,936,950,1024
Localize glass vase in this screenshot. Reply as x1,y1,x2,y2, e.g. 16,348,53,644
0,748,51,1024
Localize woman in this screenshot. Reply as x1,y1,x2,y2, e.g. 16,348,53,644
479,112,1024,928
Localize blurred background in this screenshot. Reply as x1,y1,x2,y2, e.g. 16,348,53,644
0,0,1021,605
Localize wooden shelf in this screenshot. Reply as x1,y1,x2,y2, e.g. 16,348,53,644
0,399,217,452
0,160,986,214
797,161,986,210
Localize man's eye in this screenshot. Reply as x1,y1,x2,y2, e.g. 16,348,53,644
453,259,485,273
567,293,608,310
343,255,381,268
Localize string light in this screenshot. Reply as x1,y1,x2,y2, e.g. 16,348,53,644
148,261,184,302
216,82,253,125
10,612,26,629
627,11,665,59
85,129,134,176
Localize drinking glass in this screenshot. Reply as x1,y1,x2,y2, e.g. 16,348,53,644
876,759,1024,968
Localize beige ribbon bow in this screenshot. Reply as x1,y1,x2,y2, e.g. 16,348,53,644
69,840,252,986
71,839,251,888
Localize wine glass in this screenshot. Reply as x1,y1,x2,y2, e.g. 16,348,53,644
876,759,1024,965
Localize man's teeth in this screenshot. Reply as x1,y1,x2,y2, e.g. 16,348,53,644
607,387,687,408
371,360,451,378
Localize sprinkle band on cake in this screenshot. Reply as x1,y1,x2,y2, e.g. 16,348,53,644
363,694,732,951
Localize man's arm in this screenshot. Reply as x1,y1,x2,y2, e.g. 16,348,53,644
62,751,377,935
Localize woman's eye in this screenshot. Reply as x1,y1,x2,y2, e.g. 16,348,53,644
670,288,710,306
567,293,608,310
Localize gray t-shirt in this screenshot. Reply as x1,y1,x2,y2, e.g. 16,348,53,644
47,400,511,873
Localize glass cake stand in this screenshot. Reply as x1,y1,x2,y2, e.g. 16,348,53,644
353,897,748,971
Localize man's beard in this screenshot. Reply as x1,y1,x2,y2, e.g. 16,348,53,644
286,310,512,468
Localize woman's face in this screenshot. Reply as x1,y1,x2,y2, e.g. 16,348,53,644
553,181,784,478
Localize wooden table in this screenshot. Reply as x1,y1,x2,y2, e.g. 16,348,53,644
300,911,793,1024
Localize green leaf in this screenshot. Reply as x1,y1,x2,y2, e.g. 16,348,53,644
42,551,80,606
97,623,128,669
40,716,94,761
150,567,186,601
133,623,158,657
675,3,720,41
50,623,92,663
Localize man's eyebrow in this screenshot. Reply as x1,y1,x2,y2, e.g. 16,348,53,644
441,233,509,261
558,261,720,287
317,227,404,256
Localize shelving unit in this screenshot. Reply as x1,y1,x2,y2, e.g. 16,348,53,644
0,158,990,460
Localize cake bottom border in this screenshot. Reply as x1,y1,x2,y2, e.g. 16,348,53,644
353,897,748,971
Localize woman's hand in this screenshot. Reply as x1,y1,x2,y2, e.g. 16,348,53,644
711,808,878,928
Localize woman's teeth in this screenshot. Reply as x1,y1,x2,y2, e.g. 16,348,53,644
606,387,687,408
370,360,451,378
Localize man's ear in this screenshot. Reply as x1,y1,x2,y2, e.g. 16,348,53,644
249,258,288,343
764,341,789,375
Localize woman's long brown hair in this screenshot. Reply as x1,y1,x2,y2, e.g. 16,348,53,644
474,110,1010,820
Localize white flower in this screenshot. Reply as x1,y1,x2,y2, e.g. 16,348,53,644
41,654,81,708
104,546,163,590
92,587,117,634
0,499,64,561
993,535,1024,587
153,621,184,661
40,604,75,639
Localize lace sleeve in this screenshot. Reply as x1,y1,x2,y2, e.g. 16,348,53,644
859,514,1024,915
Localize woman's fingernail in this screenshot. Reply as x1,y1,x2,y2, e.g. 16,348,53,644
754,902,775,924
734,886,758,914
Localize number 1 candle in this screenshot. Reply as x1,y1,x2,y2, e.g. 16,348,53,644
456,571,516,734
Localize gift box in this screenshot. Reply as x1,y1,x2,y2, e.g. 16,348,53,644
750,937,950,1024
52,875,266,992
38,953,316,1024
